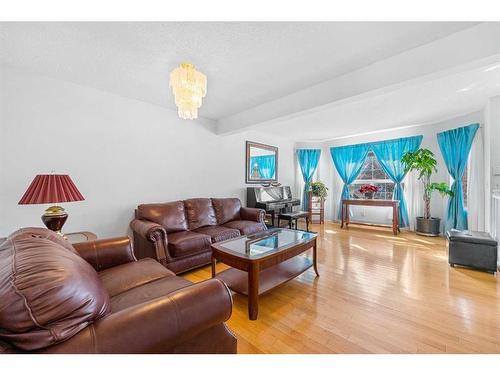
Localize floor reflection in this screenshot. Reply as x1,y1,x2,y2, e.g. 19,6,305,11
184,222,500,353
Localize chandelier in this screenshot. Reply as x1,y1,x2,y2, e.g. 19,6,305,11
169,62,207,120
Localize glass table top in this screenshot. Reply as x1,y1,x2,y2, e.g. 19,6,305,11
215,228,317,259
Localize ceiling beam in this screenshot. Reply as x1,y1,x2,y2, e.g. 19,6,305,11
216,22,500,135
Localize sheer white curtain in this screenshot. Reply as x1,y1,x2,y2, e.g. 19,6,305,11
330,169,344,222
295,158,319,210
295,161,305,205
467,127,485,231
404,170,423,231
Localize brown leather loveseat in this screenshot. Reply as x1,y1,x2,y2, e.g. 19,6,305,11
130,198,266,274
0,228,236,354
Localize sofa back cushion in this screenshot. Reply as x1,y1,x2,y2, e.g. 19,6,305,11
212,198,242,224
184,198,217,230
137,201,188,233
0,228,110,351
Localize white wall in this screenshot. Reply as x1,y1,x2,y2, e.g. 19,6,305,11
0,66,296,237
296,111,484,227
484,95,500,232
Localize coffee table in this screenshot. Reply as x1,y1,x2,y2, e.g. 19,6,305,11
211,228,318,320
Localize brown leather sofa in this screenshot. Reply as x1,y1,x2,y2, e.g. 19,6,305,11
0,228,236,354
131,197,266,274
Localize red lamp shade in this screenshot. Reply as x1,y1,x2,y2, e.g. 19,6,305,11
18,174,84,205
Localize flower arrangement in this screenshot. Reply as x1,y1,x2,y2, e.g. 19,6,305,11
359,184,379,194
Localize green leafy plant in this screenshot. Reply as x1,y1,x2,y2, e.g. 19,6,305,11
309,181,328,198
401,148,453,219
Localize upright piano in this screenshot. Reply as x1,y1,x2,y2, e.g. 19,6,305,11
246,186,301,227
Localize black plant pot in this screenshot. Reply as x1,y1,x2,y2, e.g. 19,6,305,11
415,217,441,236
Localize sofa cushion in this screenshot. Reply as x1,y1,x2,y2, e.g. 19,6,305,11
194,226,241,243
167,230,212,257
222,220,266,235
98,258,174,297
0,229,110,351
184,198,217,230
137,201,188,233
212,198,242,224
110,276,192,312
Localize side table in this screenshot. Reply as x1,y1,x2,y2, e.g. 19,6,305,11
65,231,98,244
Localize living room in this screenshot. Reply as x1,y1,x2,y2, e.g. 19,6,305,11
1,1,500,372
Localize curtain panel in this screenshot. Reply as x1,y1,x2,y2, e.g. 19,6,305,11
296,149,321,210
437,123,479,232
249,155,276,179
330,144,370,219
370,135,423,227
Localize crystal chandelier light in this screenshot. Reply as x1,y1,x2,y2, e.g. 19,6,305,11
169,62,207,120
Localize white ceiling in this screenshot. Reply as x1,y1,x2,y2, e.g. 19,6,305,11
261,61,500,141
0,22,478,121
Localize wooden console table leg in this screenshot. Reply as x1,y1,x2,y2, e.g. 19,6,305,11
396,206,400,233
248,263,259,320
341,203,345,228
345,203,349,228
392,205,398,235
313,239,319,277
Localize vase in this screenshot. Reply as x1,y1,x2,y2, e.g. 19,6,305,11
364,192,374,199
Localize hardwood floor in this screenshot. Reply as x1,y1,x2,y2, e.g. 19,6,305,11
183,222,500,353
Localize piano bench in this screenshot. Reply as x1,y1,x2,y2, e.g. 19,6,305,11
277,211,309,232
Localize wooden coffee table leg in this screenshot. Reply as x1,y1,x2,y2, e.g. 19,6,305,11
211,256,216,277
313,239,319,277
248,263,259,320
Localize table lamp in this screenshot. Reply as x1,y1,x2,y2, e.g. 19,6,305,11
18,174,85,236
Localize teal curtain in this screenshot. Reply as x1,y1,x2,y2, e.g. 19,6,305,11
437,123,479,232
297,149,321,210
250,155,276,179
330,144,370,219
371,135,423,228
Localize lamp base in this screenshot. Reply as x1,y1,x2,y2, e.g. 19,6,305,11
41,206,68,236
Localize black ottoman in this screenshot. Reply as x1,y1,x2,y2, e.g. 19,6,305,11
446,230,498,273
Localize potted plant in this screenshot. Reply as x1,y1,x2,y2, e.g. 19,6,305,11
309,181,328,199
401,148,453,236
359,184,379,199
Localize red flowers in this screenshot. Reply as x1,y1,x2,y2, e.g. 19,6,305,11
359,184,379,193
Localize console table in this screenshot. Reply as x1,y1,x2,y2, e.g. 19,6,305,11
341,199,400,235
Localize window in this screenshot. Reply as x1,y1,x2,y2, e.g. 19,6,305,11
348,151,395,200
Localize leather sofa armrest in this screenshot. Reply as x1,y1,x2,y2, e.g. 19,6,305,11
87,279,232,353
130,218,166,241
130,219,170,264
73,236,136,271
240,207,266,224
